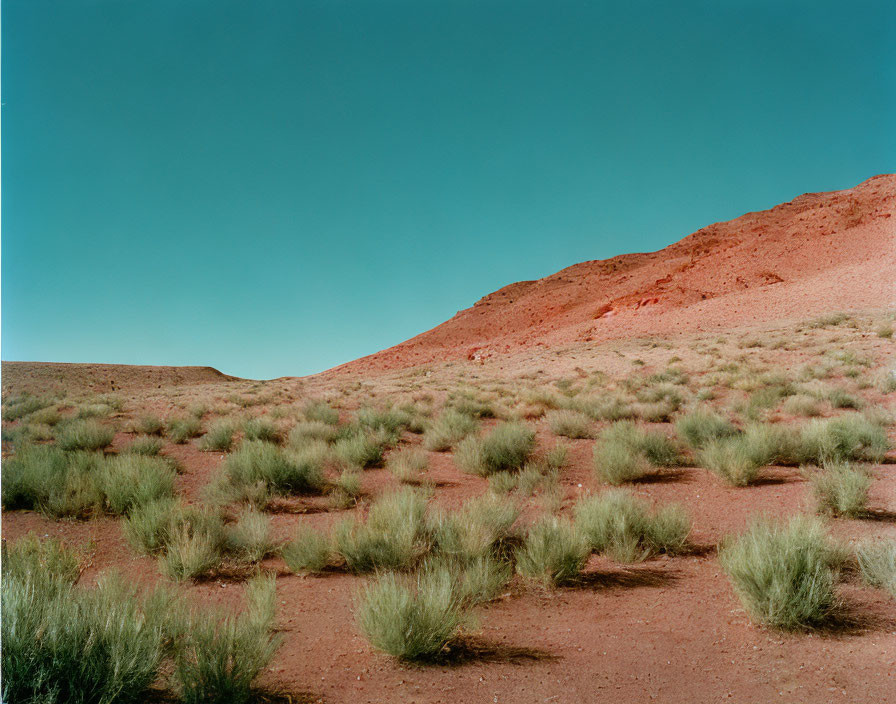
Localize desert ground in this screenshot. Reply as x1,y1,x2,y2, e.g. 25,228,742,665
2,177,895,703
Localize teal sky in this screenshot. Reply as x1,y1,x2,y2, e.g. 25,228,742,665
3,1,894,379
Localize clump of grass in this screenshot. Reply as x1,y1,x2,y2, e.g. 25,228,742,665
2,537,165,704
876,323,894,339
574,490,690,562
330,469,362,509
334,430,385,468
304,400,339,425
126,435,164,456
243,417,280,443
223,440,324,498
698,435,765,486
355,563,462,660
2,394,54,422
800,414,888,464
455,422,536,477
281,524,331,573
161,520,226,581
855,540,896,597
593,421,679,485
719,515,837,629
55,419,115,451
173,573,282,704
227,507,276,563
100,454,177,515
809,461,871,517
167,416,202,444
782,395,823,417
1,445,105,517
199,420,235,451
515,517,589,587
387,447,429,483
289,421,338,445
135,414,165,435
431,493,519,562
422,409,478,451
335,488,430,572
675,408,736,448
545,409,593,439
29,406,62,426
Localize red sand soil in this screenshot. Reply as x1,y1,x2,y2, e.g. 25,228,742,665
332,174,896,375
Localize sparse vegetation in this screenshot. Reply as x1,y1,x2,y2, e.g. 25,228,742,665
515,516,589,587
55,419,115,451
574,490,690,562
422,409,477,451
356,563,462,660
545,409,594,438
809,462,871,517
282,524,331,573
455,422,536,476
719,515,837,629
856,540,896,597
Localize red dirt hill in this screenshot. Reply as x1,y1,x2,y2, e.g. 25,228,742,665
333,174,896,374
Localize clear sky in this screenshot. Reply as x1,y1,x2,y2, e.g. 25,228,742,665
2,1,894,379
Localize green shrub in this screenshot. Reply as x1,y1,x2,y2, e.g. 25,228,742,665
289,421,338,445
676,409,736,448
422,409,477,451
167,416,201,444
719,515,837,629
800,414,888,464
593,421,679,485
281,524,331,574
2,539,164,704
355,564,461,660
330,469,362,509
224,440,324,496
455,422,535,476
856,540,896,597
123,498,181,554
100,455,176,515
1,445,105,518
545,409,594,439
199,420,235,451
226,507,275,563
135,414,165,435
55,420,115,451
243,417,280,443
782,395,823,417
453,553,513,604
387,447,429,483
173,574,281,704
593,438,652,485
2,394,54,422
809,462,871,517
303,400,339,425
161,520,225,581
29,406,62,426
515,517,589,587
430,494,519,562
125,435,164,456
334,431,384,468
698,436,764,486
335,488,430,572
574,490,690,562
357,407,411,438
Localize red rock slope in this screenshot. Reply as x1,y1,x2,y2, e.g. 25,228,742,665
334,174,895,374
